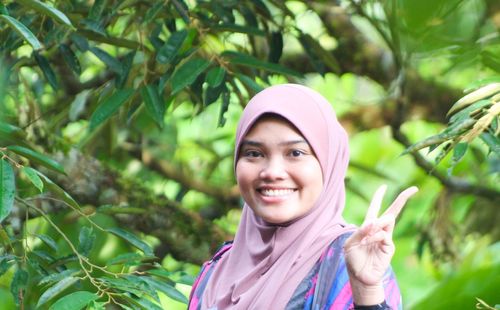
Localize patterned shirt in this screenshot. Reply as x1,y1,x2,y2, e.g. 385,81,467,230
188,233,401,310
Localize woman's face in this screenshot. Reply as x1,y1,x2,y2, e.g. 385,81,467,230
236,116,323,224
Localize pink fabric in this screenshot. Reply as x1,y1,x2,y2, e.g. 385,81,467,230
201,84,355,309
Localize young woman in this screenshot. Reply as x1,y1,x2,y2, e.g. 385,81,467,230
188,84,417,309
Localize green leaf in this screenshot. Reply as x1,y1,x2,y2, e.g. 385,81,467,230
49,291,99,310
33,51,58,91
141,277,188,304
21,166,44,192
0,14,42,50
89,46,123,74
17,0,72,27
7,145,65,174
35,171,80,209
171,58,210,94
222,51,301,77
204,83,225,106
218,89,230,127
37,276,79,308
39,269,80,285
144,1,163,23
212,23,265,36
10,268,28,306
77,226,95,256
480,132,500,154
35,233,58,251
107,227,154,256
59,44,81,75
156,30,187,64
116,50,136,89
481,50,500,73
0,258,12,277
89,88,134,131
107,252,149,266
449,99,491,123
0,159,15,223
299,33,340,73
236,74,263,92
141,84,165,129
99,276,149,297
0,121,25,139
268,31,283,63
464,76,500,93
206,67,225,87
88,0,106,21
69,90,91,121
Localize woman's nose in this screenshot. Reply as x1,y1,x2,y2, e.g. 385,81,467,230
259,158,287,180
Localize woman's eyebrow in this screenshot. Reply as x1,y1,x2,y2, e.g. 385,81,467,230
240,139,308,147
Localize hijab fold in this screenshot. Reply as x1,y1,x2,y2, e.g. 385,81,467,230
202,84,355,309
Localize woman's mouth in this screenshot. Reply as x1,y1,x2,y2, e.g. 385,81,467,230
258,188,296,197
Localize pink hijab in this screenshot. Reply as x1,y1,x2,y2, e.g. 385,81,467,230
202,84,355,309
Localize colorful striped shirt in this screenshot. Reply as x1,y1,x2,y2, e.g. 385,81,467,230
188,233,401,310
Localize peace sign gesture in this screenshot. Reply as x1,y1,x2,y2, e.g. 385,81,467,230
343,185,418,305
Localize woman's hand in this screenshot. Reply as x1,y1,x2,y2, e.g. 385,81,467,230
343,185,418,305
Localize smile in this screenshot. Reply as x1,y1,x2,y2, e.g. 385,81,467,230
258,188,296,197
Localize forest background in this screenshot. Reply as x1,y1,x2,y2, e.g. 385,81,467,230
0,0,499,309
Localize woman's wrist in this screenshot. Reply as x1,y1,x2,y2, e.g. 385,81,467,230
348,277,385,306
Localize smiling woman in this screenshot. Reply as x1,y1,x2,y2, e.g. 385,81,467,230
188,84,418,310
236,115,323,224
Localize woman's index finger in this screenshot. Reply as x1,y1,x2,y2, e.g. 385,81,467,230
383,186,419,218
364,184,387,223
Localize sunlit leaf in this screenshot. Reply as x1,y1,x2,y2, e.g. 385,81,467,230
447,83,500,117
0,14,42,50
49,291,99,310
39,269,80,286
33,51,58,90
156,30,187,64
69,90,91,121
141,84,165,129
37,276,79,308
7,145,65,174
171,58,210,94
35,171,80,209
0,159,15,223
17,0,72,27
107,227,154,256
21,166,44,192
89,88,134,131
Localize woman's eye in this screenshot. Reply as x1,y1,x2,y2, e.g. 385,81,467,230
244,150,262,157
290,150,304,157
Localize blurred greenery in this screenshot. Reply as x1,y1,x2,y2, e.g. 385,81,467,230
0,0,499,309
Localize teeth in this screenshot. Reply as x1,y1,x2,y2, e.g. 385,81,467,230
260,189,295,197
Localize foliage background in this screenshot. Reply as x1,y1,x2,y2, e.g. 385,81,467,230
0,0,499,309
